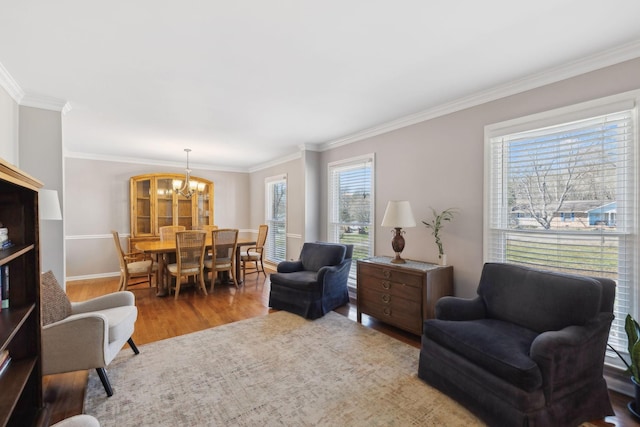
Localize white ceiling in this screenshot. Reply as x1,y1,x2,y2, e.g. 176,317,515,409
1,1,640,172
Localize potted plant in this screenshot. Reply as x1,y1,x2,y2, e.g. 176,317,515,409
421,207,457,265
608,314,640,419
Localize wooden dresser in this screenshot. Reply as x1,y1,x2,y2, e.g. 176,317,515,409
357,257,453,335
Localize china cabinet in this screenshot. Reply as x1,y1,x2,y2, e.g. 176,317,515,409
0,158,48,426
129,173,214,249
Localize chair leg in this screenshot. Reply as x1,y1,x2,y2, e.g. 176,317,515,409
96,367,114,397
128,337,140,355
259,258,265,276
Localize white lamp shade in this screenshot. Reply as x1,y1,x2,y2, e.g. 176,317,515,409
39,189,62,221
381,200,416,228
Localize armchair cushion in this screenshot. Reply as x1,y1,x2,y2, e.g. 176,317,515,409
41,270,72,325
424,318,541,391
299,242,346,272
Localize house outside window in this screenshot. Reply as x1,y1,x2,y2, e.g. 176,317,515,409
484,91,639,361
328,154,375,289
265,175,286,264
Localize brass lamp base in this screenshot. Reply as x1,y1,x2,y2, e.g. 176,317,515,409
390,227,407,264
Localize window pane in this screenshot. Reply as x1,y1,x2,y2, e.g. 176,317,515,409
265,178,286,263
328,155,375,288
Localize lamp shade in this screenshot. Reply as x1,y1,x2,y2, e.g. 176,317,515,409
381,200,416,228
39,189,62,221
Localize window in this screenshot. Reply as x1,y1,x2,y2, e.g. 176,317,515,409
328,154,375,288
265,175,286,263
485,91,639,360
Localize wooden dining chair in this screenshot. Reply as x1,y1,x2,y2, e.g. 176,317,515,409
111,230,157,291
241,224,268,280
159,225,186,287
204,228,239,290
166,230,208,299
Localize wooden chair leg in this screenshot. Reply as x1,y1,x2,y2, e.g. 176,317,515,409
96,367,114,397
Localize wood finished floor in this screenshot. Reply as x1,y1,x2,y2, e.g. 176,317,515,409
44,272,636,426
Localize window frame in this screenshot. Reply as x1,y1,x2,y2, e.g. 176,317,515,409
327,153,375,289
265,174,287,264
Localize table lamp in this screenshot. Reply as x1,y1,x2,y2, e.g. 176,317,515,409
381,200,416,264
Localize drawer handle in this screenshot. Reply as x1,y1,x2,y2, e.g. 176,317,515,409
383,307,392,316
381,294,391,303
381,280,391,290
383,269,391,278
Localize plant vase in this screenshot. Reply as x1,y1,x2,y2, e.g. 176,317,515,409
439,254,447,266
629,376,640,420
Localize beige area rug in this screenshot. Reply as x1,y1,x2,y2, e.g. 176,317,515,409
84,311,485,426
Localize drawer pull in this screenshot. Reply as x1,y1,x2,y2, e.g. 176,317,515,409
383,307,392,316
381,294,391,303
381,280,391,290
383,269,391,278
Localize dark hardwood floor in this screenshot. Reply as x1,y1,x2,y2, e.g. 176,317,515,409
44,271,637,426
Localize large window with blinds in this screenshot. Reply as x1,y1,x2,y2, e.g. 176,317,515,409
265,175,287,263
484,91,639,362
328,154,375,289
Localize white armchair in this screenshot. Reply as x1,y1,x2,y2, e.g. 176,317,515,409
40,271,139,396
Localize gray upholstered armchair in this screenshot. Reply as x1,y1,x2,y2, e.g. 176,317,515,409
418,262,615,427
40,271,139,396
269,242,353,319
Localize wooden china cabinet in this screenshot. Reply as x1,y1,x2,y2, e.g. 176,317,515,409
129,173,214,249
0,158,48,426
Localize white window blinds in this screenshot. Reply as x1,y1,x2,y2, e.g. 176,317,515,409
265,175,287,263
328,154,375,288
485,94,638,357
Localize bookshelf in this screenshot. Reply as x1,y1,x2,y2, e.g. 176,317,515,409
0,158,48,426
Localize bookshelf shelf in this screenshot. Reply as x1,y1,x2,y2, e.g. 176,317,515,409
0,158,47,427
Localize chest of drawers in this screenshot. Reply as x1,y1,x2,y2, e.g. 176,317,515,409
357,257,453,335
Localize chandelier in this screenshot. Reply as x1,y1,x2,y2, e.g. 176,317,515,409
172,148,204,198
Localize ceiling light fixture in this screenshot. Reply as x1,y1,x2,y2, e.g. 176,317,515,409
172,148,203,198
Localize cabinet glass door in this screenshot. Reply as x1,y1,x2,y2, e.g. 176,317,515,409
134,179,152,235
196,183,211,227
157,178,174,230
177,193,193,229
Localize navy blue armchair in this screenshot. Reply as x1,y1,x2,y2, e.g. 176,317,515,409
269,242,353,319
418,263,615,427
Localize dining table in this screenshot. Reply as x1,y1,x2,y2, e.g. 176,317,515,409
135,236,256,296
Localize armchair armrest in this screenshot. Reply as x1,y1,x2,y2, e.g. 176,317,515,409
436,296,486,320
530,312,614,402
71,291,135,314
42,313,110,373
277,260,304,273
317,259,352,292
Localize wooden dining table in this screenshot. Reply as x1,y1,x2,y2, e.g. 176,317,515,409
135,236,256,296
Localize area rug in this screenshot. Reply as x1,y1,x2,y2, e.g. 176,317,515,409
84,311,483,426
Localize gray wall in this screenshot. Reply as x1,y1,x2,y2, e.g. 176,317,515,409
0,86,18,163
18,106,64,283
318,57,640,299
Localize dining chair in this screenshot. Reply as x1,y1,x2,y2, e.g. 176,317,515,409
159,225,186,241
241,224,268,280
111,230,157,291
166,230,208,299
159,225,186,287
204,228,239,290
194,224,219,257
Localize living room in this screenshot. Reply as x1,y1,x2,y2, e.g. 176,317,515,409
1,2,640,426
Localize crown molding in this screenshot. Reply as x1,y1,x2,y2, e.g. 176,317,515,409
0,61,25,103
319,38,640,152
64,150,249,173
248,150,302,173
21,93,71,113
